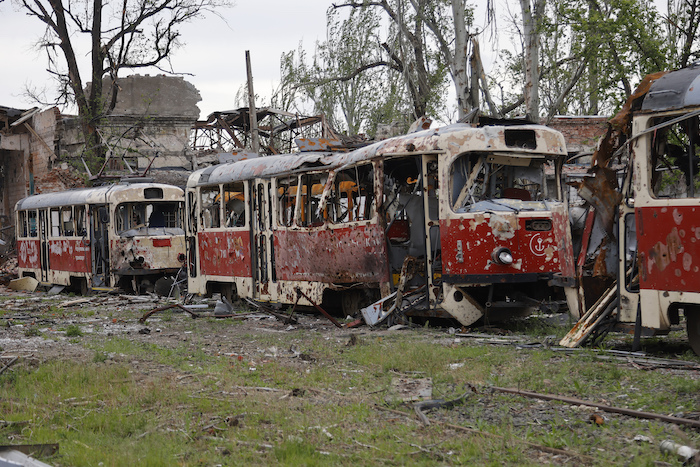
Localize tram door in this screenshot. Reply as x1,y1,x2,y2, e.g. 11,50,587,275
251,179,277,302
38,209,49,283
91,205,111,287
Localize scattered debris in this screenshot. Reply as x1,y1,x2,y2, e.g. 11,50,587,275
493,386,700,429
139,303,260,323
376,405,594,462
9,276,38,293
659,440,699,463
294,288,342,328
413,393,471,426
388,377,432,403
589,413,605,425
0,443,58,467
0,356,19,376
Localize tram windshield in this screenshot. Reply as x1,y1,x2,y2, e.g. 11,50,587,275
450,153,558,213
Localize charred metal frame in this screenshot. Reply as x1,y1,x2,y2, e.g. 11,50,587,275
191,108,336,155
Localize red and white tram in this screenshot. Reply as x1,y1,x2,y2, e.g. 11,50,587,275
15,181,186,294
186,120,577,326
617,66,700,354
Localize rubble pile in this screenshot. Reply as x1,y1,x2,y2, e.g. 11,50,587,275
0,255,18,284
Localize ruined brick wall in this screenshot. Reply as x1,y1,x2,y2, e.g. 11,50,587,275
548,116,608,155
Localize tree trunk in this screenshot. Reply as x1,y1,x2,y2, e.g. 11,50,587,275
452,0,471,119
519,0,544,122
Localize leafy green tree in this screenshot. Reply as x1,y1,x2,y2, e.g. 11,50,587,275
496,0,667,120
279,7,415,136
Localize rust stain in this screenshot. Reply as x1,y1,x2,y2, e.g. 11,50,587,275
648,227,683,272
488,213,518,240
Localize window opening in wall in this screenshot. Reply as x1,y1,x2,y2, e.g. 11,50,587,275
28,210,38,237
299,173,327,227
115,202,183,235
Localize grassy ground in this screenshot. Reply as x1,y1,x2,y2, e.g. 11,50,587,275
1,294,700,466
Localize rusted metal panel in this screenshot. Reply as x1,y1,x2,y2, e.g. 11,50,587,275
273,223,390,283
197,231,252,278
552,206,576,278
636,206,700,292
573,166,622,235
111,236,185,273
187,153,333,188
331,123,567,173
47,239,90,273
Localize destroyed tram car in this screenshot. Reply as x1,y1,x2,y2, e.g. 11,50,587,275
185,118,578,326
572,64,700,356
15,181,186,294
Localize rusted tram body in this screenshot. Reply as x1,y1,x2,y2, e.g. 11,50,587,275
615,66,700,354
15,182,186,293
186,121,577,326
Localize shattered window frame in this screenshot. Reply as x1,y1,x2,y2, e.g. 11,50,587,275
223,182,247,228
276,174,298,228
298,172,328,227
327,163,376,225
449,152,551,212
648,114,700,199
200,186,222,230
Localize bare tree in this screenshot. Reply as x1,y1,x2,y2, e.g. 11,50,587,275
519,0,545,121
19,0,230,171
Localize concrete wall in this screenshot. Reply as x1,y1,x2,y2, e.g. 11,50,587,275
108,75,201,118
0,107,63,220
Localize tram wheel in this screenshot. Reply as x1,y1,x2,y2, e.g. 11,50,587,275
686,309,700,356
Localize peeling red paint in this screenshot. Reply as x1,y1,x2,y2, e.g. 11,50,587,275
638,206,699,292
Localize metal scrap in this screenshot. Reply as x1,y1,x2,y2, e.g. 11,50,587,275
493,386,700,429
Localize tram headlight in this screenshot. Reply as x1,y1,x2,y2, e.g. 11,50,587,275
492,247,514,266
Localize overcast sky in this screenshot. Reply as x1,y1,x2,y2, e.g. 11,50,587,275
0,1,334,118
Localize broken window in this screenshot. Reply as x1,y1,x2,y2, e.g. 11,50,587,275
115,202,182,234
650,116,700,198
75,206,87,236
276,175,298,227
298,173,327,227
328,164,375,224
223,182,246,228
18,211,28,238
27,211,38,237
450,153,549,212
50,208,61,237
200,186,221,229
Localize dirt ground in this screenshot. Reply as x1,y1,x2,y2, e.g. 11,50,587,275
3,285,700,465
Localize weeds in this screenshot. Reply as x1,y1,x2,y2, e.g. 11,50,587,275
65,324,83,337
1,301,699,466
